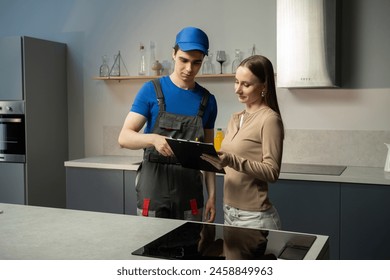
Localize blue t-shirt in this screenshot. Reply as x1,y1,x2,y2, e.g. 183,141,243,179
130,76,218,133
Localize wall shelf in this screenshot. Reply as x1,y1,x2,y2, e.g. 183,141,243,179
92,73,235,81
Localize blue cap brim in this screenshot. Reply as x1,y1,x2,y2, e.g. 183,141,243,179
177,42,208,55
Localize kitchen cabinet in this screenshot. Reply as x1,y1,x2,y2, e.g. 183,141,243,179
124,170,137,215
66,167,124,214
66,166,221,218
0,36,67,208
269,179,390,260
66,167,138,215
268,180,340,260
0,36,23,100
340,183,390,260
0,162,25,204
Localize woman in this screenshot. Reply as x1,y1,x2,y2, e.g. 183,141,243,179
201,55,284,230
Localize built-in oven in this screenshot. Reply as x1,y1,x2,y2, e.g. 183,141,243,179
0,101,25,163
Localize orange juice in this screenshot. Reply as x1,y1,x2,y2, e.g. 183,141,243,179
214,128,224,151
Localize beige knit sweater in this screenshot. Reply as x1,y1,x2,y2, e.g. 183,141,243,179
221,107,284,211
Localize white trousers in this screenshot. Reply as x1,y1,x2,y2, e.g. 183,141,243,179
224,204,282,230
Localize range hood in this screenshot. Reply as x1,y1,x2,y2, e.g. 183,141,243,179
277,0,339,88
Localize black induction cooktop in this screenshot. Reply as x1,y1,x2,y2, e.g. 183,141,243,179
132,222,317,260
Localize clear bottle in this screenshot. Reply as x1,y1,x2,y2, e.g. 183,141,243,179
214,128,224,151
149,41,156,75
202,55,213,75
99,55,110,77
208,52,215,74
138,43,146,75
231,49,241,74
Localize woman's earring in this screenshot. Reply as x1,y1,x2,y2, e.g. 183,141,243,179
261,91,265,97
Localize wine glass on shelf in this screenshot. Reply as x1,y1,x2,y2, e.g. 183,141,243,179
216,50,226,74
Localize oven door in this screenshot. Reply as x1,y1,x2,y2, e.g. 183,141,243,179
0,114,26,162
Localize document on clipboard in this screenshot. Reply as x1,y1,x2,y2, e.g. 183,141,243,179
166,138,225,173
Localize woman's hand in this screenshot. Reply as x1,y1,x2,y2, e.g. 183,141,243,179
201,151,229,170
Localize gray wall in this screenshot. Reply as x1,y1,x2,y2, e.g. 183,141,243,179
0,0,389,167
341,0,390,88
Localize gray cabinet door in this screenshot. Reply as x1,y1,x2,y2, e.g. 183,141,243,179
0,36,23,100
66,167,124,214
0,162,25,204
269,180,340,259
124,170,137,215
340,183,390,260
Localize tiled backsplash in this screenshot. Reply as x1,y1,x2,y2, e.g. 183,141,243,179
104,126,390,168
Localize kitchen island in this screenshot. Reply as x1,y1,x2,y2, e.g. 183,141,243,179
0,203,328,260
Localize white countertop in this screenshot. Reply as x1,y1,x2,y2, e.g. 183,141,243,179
65,155,143,170
0,203,328,260
65,156,390,186
279,165,390,185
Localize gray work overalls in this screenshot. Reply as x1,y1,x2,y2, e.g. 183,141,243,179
136,79,210,220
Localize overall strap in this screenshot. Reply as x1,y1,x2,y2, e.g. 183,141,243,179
198,90,210,118
152,78,210,117
151,79,165,112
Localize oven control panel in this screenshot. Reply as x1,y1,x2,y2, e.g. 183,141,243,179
0,101,25,115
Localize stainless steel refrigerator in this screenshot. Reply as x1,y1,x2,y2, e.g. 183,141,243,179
0,36,68,208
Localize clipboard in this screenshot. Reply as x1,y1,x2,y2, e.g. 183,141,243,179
166,138,225,173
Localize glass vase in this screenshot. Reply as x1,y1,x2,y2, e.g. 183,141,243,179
99,55,110,77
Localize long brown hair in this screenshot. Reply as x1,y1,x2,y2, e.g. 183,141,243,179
239,55,282,117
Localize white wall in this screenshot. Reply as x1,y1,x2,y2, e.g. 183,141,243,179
1,0,389,167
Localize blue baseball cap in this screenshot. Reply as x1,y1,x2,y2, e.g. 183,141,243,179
175,26,209,55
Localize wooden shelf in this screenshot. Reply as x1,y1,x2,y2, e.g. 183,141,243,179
92,73,235,81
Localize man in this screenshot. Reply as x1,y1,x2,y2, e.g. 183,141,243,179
118,26,217,222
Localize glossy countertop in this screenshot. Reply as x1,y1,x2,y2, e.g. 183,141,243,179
64,155,390,186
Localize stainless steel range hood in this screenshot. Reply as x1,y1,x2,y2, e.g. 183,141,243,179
277,0,339,88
